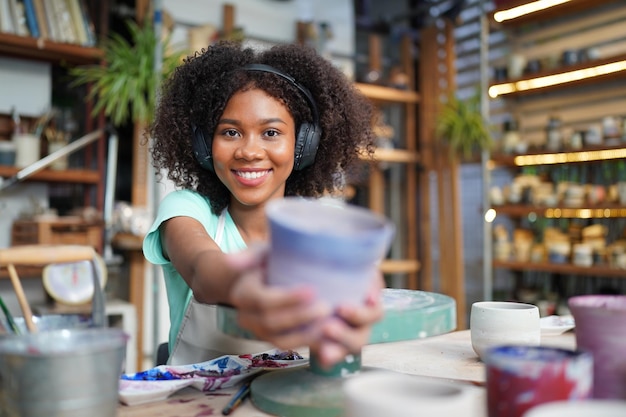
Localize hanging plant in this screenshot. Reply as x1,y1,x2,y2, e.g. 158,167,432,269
435,91,492,159
70,19,186,126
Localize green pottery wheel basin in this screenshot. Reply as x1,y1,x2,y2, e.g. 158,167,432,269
217,288,456,344
217,288,456,417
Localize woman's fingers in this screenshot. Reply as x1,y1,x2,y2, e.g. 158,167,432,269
314,278,385,366
312,340,350,368
230,264,331,347
237,298,331,340
321,316,373,353
237,307,327,349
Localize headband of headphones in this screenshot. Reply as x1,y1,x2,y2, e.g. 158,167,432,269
243,63,320,125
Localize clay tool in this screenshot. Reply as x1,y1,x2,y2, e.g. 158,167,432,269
7,264,37,333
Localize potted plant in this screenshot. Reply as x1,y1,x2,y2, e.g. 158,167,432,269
70,18,185,126
69,18,186,241
435,91,492,159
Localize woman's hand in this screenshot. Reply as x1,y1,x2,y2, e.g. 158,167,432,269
227,245,332,349
311,273,385,368
227,247,384,368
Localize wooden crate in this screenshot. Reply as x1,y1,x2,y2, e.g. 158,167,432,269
11,217,104,253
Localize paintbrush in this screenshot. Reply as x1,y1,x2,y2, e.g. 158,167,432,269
222,380,252,415
0,294,20,335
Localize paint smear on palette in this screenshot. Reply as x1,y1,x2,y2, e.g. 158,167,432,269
122,368,243,381
239,349,305,369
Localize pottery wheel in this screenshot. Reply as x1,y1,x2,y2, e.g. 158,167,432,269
217,288,456,417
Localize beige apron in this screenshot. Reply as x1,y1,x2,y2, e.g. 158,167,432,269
168,209,273,366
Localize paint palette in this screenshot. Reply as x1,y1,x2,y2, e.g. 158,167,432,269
118,349,307,406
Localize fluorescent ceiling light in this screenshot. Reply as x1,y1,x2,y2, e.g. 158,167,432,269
513,147,626,166
494,0,572,22
489,60,626,97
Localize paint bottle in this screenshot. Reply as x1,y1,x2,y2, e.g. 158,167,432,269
546,116,562,152
502,118,521,154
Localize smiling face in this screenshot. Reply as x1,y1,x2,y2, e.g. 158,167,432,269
212,88,296,211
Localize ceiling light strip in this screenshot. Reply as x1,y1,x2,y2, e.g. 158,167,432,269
513,148,626,166
489,60,626,97
494,0,572,23
543,208,626,219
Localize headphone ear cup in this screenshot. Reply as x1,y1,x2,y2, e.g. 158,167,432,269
294,123,321,170
191,124,214,172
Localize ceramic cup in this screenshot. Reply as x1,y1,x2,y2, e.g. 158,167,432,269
522,399,626,417
13,133,40,168
343,370,479,417
470,301,540,360
265,197,395,308
568,295,626,399
484,345,593,417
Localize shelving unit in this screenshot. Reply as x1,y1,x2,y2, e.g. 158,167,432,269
0,14,106,211
350,23,466,327
350,34,422,290
483,0,626,308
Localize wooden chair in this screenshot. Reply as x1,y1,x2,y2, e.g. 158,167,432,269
0,244,106,332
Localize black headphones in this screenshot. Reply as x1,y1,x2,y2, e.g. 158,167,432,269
192,63,322,172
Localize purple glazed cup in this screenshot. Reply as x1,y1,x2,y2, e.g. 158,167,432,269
568,295,626,399
265,197,395,308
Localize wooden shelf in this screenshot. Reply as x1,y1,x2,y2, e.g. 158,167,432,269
111,233,143,251
380,259,421,275
494,259,626,278
0,33,102,65
360,147,421,164
0,166,100,184
355,83,420,103
488,53,626,98
490,0,622,28
492,204,626,218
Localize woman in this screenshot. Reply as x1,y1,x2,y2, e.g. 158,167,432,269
143,40,382,367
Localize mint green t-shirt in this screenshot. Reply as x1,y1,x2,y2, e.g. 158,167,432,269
142,189,247,352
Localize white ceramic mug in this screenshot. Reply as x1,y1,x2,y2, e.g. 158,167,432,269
470,301,540,360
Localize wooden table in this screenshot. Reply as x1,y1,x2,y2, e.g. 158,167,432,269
117,329,576,417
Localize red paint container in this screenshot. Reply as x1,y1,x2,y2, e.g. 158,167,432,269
484,345,593,417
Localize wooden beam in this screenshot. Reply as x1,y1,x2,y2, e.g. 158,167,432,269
418,25,438,292
420,21,467,329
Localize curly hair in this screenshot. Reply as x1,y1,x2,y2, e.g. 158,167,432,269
149,41,375,214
